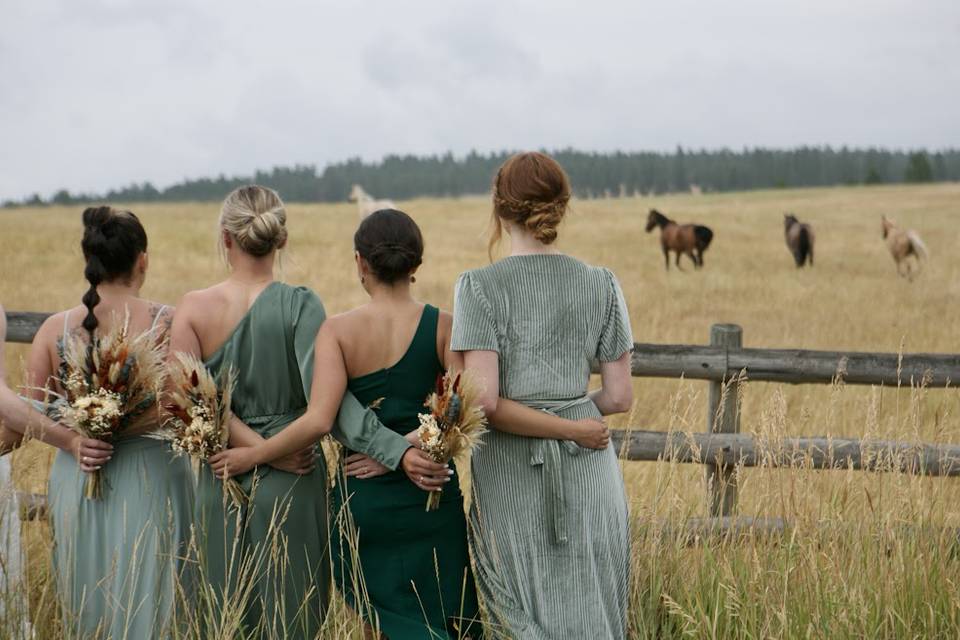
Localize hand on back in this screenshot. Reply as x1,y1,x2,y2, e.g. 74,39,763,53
570,418,610,450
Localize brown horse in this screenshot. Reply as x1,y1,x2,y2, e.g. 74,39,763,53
645,209,713,270
784,213,815,267
881,215,928,280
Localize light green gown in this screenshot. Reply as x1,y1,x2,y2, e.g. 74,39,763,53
47,310,195,640
451,254,634,640
196,282,410,639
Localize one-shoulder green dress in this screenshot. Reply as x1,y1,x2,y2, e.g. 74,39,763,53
331,304,483,640
197,282,413,639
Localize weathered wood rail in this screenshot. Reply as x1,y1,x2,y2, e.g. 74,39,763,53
5,310,960,536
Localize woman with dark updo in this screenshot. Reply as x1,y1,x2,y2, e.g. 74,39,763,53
452,152,635,638
213,208,483,639
20,206,194,639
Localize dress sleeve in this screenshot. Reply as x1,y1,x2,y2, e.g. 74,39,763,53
450,272,499,352
596,269,634,362
291,287,327,400
331,395,411,471
291,289,411,469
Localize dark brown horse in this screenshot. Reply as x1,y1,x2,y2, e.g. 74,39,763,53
784,213,815,267
645,209,713,270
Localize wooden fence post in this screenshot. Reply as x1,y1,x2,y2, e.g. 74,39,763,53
706,323,742,517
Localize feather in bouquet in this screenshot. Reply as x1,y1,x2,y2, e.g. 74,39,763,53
58,312,166,499
417,371,487,511
155,352,246,509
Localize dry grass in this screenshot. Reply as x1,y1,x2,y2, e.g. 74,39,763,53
2,182,960,638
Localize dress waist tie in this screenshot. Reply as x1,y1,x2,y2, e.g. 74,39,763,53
520,396,596,546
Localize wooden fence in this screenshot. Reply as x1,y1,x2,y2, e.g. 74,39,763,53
6,311,960,536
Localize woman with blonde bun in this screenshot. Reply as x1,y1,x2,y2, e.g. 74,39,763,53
452,152,635,639
169,185,417,638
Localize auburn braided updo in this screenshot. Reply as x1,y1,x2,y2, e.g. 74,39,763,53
489,152,571,257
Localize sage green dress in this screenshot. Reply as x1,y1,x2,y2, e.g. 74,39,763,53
331,304,482,639
197,282,411,639
47,310,195,640
451,255,634,640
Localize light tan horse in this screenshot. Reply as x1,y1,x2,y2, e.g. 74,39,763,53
348,185,395,221
881,215,928,280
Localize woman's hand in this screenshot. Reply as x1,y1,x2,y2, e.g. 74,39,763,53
269,446,318,476
209,447,259,479
69,435,113,473
569,418,610,450
400,448,452,492
344,453,389,480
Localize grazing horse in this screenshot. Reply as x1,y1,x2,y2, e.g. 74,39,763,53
881,215,928,280
784,213,815,267
645,209,714,271
348,185,395,221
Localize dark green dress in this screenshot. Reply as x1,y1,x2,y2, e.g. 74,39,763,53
332,304,482,640
197,282,412,639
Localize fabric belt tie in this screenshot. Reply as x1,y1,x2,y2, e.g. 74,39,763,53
522,396,595,546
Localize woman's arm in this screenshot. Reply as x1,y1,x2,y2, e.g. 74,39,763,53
463,350,609,449
167,297,266,448
210,323,345,476
589,352,634,415
167,296,313,473
0,312,58,454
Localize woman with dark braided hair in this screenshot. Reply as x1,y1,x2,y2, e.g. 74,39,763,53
452,152,634,639
21,206,194,639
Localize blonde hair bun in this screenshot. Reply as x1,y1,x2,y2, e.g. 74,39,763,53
219,185,287,257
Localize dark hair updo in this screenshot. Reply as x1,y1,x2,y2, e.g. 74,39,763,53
80,206,148,339
353,209,424,284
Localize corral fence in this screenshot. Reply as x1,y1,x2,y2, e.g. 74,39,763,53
6,312,960,538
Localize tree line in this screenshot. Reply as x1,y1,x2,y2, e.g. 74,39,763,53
6,147,958,207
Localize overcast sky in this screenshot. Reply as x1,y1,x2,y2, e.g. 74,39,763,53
1,0,958,199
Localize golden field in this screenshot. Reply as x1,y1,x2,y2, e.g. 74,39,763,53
2,182,960,638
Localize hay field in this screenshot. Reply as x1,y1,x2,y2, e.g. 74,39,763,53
2,182,960,637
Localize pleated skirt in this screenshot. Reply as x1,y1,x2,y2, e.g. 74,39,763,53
48,437,195,639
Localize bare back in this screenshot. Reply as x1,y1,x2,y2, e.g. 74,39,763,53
172,280,276,360
326,301,458,379
26,296,172,404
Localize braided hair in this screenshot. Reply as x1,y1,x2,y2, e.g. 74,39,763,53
80,206,148,345
489,152,571,259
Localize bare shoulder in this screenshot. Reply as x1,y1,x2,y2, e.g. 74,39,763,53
437,309,454,330
176,284,227,316
35,310,70,341
323,306,370,339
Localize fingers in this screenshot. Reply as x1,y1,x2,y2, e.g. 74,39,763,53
343,462,367,477
344,453,366,465
416,474,449,489
82,438,114,452
408,459,453,479
404,449,448,474
356,467,385,480
79,447,111,466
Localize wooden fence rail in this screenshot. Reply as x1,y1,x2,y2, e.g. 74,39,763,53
5,310,960,535
610,430,960,477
